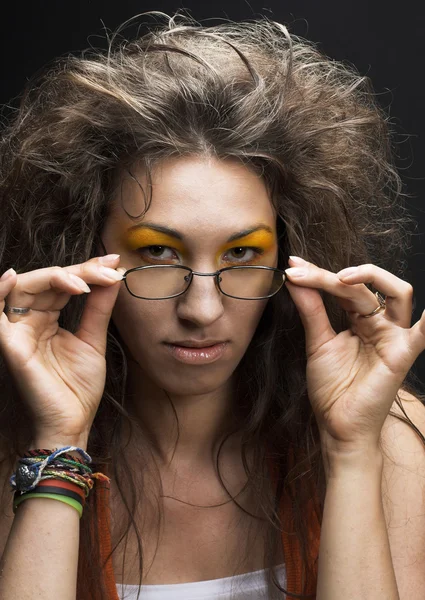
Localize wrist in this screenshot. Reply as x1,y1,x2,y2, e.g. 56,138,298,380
31,434,89,456
321,443,383,482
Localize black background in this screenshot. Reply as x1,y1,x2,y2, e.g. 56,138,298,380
1,1,424,387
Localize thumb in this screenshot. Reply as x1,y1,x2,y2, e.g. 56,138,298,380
285,280,336,356
74,268,125,356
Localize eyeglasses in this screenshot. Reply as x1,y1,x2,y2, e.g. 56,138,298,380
121,265,287,300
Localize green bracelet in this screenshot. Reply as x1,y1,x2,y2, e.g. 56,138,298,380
13,492,83,518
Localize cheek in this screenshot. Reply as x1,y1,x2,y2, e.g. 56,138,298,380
111,288,165,349
233,299,269,340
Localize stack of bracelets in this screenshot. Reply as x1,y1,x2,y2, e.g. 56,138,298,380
9,446,110,519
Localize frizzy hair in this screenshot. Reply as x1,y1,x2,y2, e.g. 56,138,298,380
0,11,424,599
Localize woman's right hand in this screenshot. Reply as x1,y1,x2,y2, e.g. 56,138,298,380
0,254,125,444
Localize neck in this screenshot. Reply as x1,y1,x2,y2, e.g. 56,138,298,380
123,363,242,468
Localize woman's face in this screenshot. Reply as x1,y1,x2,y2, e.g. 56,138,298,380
100,155,279,396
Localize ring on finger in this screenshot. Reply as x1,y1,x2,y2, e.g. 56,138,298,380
359,292,386,319
4,305,31,315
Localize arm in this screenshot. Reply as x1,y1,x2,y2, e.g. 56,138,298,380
316,447,399,600
0,436,88,600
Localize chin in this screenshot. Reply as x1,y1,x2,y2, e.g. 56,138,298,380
150,366,235,396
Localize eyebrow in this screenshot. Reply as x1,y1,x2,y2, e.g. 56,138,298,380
126,222,274,243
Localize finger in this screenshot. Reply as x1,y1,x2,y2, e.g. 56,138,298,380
74,268,126,356
336,264,413,327
285,280,337,357
285,258,378,317
407,308,425,359
4,268,91,317
0,268,18,338
5,256,123,311
285,258,413,328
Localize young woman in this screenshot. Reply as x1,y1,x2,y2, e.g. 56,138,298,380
0,12,424,600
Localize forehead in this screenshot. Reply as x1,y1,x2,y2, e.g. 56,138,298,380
111,156,277,230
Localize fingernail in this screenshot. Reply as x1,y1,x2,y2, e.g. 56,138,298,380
285,267,306,278
0,268,16,281
99,254,120,264
337,267,358,278
99,266,124,281
289,256,308,265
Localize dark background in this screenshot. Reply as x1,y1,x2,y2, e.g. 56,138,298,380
1,1,424,387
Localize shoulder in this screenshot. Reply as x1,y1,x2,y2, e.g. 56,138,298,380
379,388,425,597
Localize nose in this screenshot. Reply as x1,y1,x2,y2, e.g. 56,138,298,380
175,272,225,326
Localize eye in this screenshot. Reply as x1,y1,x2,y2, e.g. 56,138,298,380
136,245,178,262
135,245,265,264
224,247,264,263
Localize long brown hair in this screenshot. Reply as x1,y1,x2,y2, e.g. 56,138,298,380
0,11,423,599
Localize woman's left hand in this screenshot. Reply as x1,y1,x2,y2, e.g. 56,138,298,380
284,256,425,454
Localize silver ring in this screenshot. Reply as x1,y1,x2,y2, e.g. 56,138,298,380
360,292,386,319
4,305,31,315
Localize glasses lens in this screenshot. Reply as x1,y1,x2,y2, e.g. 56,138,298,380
219,267,283,299
126,266,190,299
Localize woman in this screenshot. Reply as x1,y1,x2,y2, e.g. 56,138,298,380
0,11,424,600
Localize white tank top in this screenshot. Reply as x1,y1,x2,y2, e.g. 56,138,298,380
116,563,286,599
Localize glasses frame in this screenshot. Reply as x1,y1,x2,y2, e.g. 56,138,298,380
122,264,287,300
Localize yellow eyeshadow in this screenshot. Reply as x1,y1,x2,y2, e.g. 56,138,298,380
219,230,276,252
214,230,276,263
123,230,185,253
122,228,276,261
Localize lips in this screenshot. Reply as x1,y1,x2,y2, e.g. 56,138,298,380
166,340,226,348
164,341,228,364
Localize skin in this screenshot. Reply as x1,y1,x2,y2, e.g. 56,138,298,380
100,155,279,469
2,154,424,593
0,155,282,592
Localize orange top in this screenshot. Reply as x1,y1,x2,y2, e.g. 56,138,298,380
91,446,321,598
